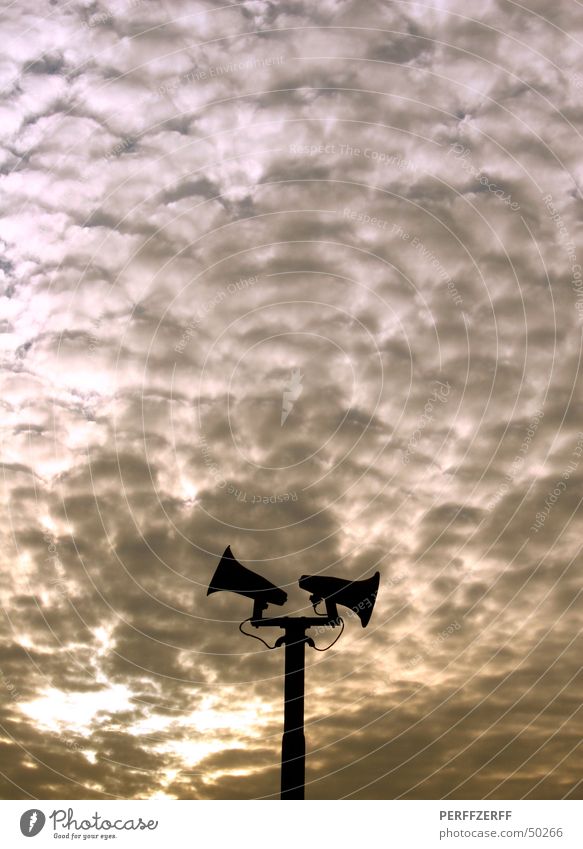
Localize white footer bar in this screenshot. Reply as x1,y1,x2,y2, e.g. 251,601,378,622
1,800,581,848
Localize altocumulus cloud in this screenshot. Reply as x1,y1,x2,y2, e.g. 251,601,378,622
0,0,582,800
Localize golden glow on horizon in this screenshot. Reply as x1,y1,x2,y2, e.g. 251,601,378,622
20,685,134,734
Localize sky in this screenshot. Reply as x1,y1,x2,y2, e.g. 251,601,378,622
1,0,583,800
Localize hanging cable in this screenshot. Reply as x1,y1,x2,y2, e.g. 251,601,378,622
239,618,278,649
312,598,331,617
311,618,345,651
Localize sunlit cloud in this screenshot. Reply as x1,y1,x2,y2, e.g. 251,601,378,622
0,0,582,802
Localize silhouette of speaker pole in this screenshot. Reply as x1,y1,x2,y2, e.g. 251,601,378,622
207,545,380,800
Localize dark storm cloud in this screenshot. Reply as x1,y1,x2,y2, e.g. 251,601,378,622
0,0,582,801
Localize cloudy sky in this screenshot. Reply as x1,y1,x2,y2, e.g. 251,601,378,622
1,0,583,800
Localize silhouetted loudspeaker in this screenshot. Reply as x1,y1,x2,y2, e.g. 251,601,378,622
298,571,380,627
208,546,287,617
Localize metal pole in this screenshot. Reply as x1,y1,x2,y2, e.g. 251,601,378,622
280,625,306,799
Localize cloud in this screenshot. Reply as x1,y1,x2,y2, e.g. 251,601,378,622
1,0,582,800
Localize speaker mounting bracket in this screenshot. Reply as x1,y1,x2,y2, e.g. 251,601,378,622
252,598,269,622
250,614,340,629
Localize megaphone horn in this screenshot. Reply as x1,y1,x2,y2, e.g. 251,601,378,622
208,546,287,619
298,572,380,627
